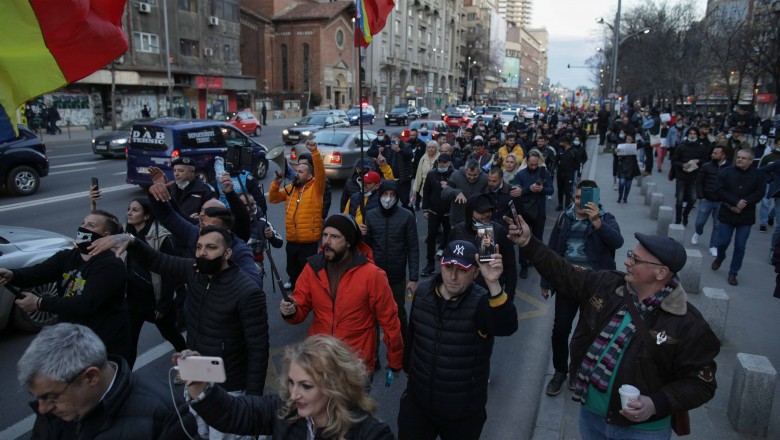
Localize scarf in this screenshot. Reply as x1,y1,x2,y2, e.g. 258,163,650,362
572,280,676,403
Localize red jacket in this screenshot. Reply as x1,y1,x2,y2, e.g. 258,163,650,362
283,242,403,370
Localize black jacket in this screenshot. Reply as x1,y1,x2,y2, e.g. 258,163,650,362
696,160,728,201
12,249,131,361
385,141,415,182
191,387,393,439
31,357,196,440
525,237,720,426
404,275,517,418
169,178,216,218
421,166,454,216
484,181,514,229
365,187,419,284
129,241,269,394
672,140,709,182
715,164,766,226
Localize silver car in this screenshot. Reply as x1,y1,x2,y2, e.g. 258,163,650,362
287,128,377,181
0,225,73,332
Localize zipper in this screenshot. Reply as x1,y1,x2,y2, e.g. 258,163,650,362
192,281,211,349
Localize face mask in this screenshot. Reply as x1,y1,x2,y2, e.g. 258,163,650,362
573,141,581,146
676,123,683,128
472,219,488,228
437,166,449,173
75,227,104,254
687,137,697,142
380,196,397,209
619,133,625,139
364,190,373,197
195,255,225,275
759,137,768,145
377,135,385,141
421,129,428,134
176,181,189,190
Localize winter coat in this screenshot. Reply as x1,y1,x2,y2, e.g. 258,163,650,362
30,357,196,440
421,166,454,216
283,243,404,371
672,140,709,182
365,182,419,283
759,151,780,199
169,178,216,219
441,168,488,224
269,149,326,243
541,207,624,291
191,388,393,440
696,160,728,201
524,237,720,426
616,154,641,180
130,242,269,395
404,275,517,418
715,164,766,226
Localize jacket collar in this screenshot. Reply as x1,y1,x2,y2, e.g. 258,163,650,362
308,243,371,274
615,280,687,316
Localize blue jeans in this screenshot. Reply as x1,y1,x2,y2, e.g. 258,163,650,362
580,406,671,440
759,186,773,226
716,223,752,276
773,202,780,250
619,178,633,200
694,199,720,247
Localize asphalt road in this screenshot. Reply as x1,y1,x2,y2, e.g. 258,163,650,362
0,123,554,439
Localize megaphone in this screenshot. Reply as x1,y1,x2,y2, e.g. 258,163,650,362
267,145,293,179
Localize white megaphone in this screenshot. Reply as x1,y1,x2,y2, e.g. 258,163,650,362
266,145,294,180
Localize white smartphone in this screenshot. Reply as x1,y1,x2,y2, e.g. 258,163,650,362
177,356,226,383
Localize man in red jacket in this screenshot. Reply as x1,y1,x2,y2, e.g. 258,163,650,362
279,214,403,379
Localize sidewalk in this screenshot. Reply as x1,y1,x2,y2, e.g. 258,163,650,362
532,137,780,439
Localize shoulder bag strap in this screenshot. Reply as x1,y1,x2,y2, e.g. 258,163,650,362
623,293,662,360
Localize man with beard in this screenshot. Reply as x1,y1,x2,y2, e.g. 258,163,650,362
5,211,131,362
280,214,404,377
442,159,488,225
269,140,326,290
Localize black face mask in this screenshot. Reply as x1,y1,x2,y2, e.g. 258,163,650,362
195,255,225,274
75,227,103,254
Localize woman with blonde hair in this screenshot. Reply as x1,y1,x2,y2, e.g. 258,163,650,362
413,140,440,209
183,335,394,439
502,153,521,184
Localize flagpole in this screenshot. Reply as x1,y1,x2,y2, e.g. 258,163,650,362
356,6,366,220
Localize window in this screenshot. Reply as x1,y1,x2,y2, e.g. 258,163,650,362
178,0,196,12
326,86,332,99
281,44,289,90
394,20,400,34
336,29,345,48
180,39,200,57
303,43,310,91
223,42,237,62
133,32,160,53
467,12,477,20
211,0,239,21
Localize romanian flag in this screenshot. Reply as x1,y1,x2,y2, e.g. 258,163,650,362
0,0,128,133
355,0,395,48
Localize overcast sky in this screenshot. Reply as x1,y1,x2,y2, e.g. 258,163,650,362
531,0,705,90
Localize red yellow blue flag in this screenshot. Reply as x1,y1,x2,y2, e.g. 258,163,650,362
355,0,395,48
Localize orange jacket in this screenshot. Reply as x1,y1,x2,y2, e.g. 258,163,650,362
283,242,403,370
268,149,325,243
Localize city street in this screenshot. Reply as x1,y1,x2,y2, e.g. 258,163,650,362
1,128,779,439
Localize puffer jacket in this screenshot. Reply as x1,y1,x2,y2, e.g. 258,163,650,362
31,356,196,439
404,275,517,419
365,181,419,284
541,206,624,291
422,166,454,216
696,160,728,201
616,154,641,180
441,168,488,224
524,237,720,426
129,242,269,395
283,242,403,371
191,388,393,440
269,149,326,243
672,140,708,182
715,163,766,226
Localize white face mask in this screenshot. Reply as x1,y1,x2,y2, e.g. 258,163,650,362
380,196,396,209
377,135,385,141
176,181,189,190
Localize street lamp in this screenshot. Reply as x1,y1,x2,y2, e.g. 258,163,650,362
465,57,477,103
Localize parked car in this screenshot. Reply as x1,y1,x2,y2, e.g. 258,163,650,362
310,109,350,126
418,107,431,118
282,114,350,144
443,108,471,128
1,125,49,196
126,120,269,189
92,118,154,158
0,225,74,332
384,106,419,125
287,128,377,180
226,110,262,136
347,105,376,125
401,120,452,142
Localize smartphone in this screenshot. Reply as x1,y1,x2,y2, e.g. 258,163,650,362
177,356,226,383
535,178,543,186
91,177,99,190
580,187,600,209
477,226,496,262
508,200,519,226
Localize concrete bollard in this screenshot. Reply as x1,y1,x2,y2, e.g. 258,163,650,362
656,206,673,235
679,249,702,294
728,353,777,437
702,287,729,340
649,193,664,219
667,224,685,243
644,182,657,205
634,175,643,187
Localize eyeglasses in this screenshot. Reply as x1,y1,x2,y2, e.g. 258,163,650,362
626,250,664,267
35,368,87,405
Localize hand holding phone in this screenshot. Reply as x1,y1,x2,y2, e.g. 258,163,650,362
177,355,226,383
91,177,99,190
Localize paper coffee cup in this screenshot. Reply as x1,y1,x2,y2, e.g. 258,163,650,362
618,384,640,410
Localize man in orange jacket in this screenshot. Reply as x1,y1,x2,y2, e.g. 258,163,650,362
279,214,404,380
269,140,325,290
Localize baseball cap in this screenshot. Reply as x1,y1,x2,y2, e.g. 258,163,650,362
363,171,381,184
440,240,477,270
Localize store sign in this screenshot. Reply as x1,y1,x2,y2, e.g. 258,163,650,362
756,94,776,103
196,76,223,89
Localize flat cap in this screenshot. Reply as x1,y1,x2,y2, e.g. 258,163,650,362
634,233,686,273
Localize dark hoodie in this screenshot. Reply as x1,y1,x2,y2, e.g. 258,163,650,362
448,193,517,299
340,158,374,212
365,180,420,283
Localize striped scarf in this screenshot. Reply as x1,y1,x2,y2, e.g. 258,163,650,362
573,280,676,403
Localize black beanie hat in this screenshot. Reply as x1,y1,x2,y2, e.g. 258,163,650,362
324,214,361,247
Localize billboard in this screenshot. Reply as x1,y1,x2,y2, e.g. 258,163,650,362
489,13,507,75
503,57,521,89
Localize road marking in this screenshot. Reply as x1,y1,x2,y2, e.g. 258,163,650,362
515,290,549,320
49,161,97,169
113,171,127,176
49,152,94,159
49,167,97,176
0,184,136,213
